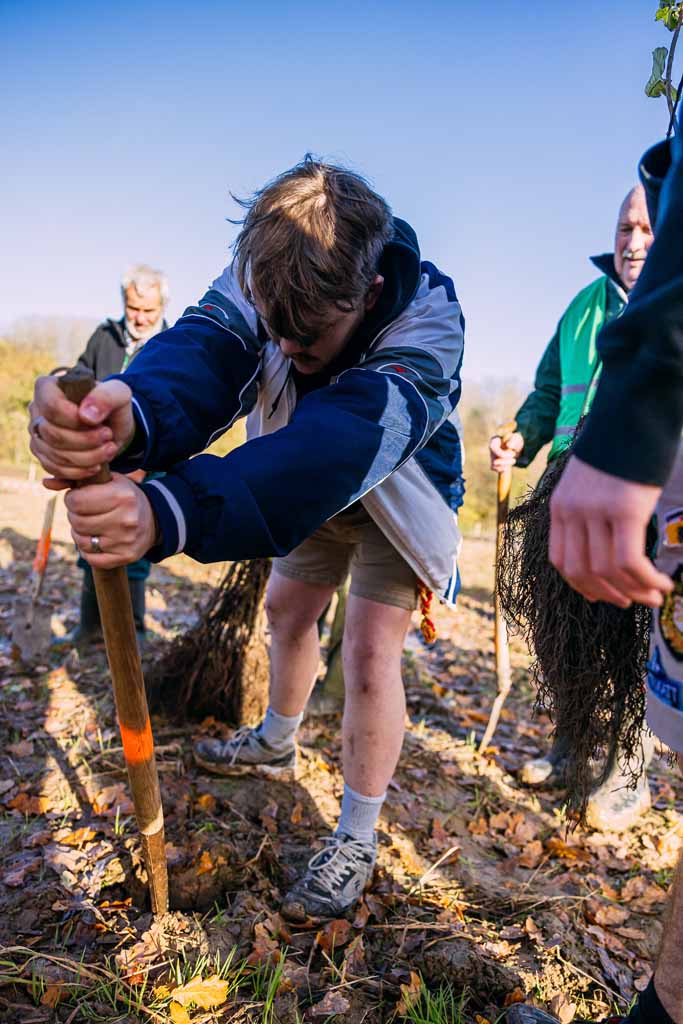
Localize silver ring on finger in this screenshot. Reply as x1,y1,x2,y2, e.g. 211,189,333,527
29,416,46,441
90,536,103,555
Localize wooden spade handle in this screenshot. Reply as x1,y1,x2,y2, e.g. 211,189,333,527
57,368,168,914
480,420,516,752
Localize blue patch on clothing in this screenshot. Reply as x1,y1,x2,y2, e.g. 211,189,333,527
444,567,461,604
422,261,457,302
647,646,683,710
416,420,465,512
421,260,466,336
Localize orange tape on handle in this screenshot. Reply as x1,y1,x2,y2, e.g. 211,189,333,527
32,526,53,575
119,718,155,766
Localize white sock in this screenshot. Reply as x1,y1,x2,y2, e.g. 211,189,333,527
256,706,302,751
336,783,385,842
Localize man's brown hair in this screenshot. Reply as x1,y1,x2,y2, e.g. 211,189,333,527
233,156,394,346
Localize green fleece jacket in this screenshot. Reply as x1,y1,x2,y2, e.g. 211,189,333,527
514,254,627,468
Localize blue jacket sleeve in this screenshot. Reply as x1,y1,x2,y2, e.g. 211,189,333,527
109,283,263,472
574,116,683,486
139,366,431,562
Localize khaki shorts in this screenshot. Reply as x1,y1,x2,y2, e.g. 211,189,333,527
273,503,418,611
648,446,683,752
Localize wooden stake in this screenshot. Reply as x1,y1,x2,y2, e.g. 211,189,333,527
58,368,168,914
479,421,516,753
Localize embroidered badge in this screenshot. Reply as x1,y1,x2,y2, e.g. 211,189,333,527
659,564,683,661
663,508,683,548
647,646,683,710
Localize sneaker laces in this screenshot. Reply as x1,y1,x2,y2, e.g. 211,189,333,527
305,835,374,889
216,725,260,764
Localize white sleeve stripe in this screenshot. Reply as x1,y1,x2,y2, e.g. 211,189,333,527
145,480,187,554
205,360,262,446
131,397,150,447
181,311,248,350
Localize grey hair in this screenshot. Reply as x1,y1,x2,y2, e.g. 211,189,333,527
121,264,169,306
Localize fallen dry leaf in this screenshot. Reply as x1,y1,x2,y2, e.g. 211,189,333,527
503,988,525,1007
92,783,133,816
169,1001,191,1024
431,816,451,850
56,826,98,847
169,973,229,1010
248,921,280,966
585,900,628,927
343,934,366,975
7,792,51,815
196,850,214,876
524,916,543,943
549,992,577,1024
40,983,65,1008
311,990,351,1016
196,792,217,814
317,918,352,953
518,839,544,869
397,970,423,1016
468,816,488,835
264,912,292,943
545,837,590,863
614,926,648,941
7,739,34,757
290,801,303,825
3,857,41,887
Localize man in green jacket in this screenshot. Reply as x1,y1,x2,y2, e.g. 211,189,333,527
489,185,655,831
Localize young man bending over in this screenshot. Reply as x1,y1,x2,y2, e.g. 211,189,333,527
28,158,465,921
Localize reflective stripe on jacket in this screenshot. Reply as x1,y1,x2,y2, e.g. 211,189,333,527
548,277,608,461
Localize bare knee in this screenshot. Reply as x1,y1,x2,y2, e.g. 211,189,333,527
266,593,313,639
343,639,402,702
266,575,332,639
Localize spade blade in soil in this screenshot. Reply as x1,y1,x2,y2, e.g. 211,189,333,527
12,596,53,663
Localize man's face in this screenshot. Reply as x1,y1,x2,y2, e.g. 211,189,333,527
613,187,654,291
253,276,383,375
123,284,164,339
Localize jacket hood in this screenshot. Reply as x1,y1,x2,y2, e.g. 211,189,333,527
371,217,422,330
590,252,627,294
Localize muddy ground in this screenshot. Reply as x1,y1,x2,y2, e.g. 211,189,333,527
0,475,681,1023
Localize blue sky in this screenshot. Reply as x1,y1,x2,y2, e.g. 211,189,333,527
0,0,674,381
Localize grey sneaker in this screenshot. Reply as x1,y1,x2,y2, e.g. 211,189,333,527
585,773,651,832
193,726,297,779
520,736,570,786
281,832,377,922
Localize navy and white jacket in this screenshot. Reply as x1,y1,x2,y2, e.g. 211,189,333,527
111,219,466,604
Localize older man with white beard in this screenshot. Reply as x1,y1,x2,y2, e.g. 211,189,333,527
59,264,169,648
